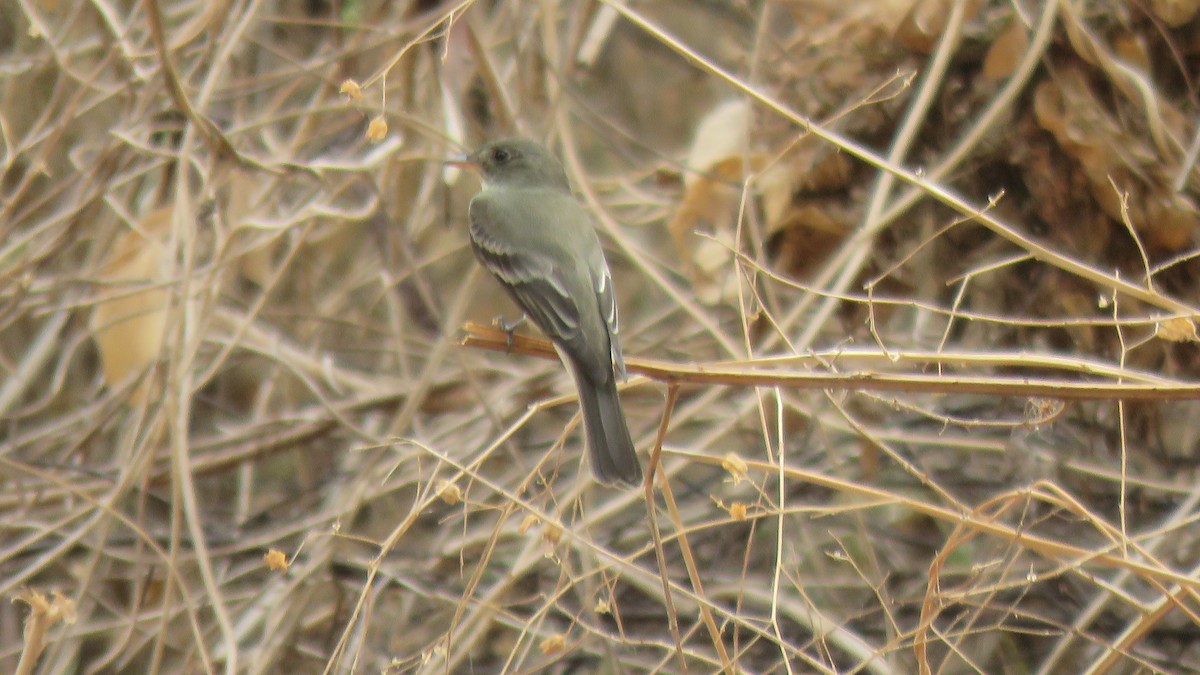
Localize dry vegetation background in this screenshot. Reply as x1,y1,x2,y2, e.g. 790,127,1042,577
5,0,1200,673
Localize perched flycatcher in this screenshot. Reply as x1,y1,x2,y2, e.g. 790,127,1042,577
457,138,642,486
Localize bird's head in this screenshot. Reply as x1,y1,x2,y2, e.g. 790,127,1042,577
455,138,571,191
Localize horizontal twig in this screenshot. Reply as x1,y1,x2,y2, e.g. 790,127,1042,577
461,323,1200,401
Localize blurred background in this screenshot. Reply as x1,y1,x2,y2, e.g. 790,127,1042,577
4,0,1200,672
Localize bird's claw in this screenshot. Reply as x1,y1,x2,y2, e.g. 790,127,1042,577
493,314,527,352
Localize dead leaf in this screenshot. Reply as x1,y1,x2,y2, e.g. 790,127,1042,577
983,18,1028,82
1031,70,1196,253
1059,7,1187,159
721,452,748,483
668,100,766,304
89,207,174,405
339,79,363,101
437,480,462,505
1142,192,1199,251
263,549,291,571
518,514,539,534
683,99,753,183
1156,317,1199,342
1025,398,1066,425
759,162,796,231
1112,33,1151,73
1148,0,1200,26
895,0,951,53
538,633,567,655
895,0,983,54
772,203,853,279
726,502,748,520
669,98,857,305
366,115,388,143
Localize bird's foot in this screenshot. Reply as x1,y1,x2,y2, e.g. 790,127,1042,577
493,313,527,352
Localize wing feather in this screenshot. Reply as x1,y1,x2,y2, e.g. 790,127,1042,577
469,188,625,382
470,206,582,342
594,266,626,380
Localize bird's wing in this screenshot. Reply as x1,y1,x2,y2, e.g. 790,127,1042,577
469,218,580,340
469,190,617,383
468,196,585,338
592,259,626,381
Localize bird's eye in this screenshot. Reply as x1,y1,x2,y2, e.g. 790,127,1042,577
492,148,511,163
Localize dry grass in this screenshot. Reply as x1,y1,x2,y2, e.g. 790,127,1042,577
4,1,1200,673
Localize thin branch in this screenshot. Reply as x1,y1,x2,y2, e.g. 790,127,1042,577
462,323,1200,401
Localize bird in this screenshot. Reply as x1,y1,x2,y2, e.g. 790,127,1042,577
455,138,643,486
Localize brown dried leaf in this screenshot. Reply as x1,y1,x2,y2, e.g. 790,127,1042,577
983,18,1028,82
761,145,854,233
518,514,539,534
263,549,291,571
726,502,748,521
221,167,278,286
1025,398,1066,425
759,162,795,230
238,245,275,287
682,100,752,186
89,207,173,405
667,178,735,274
895,0,982,54
1142,192,1200,251
538,633,567,655
366,115,388,142
801,149,854,193
339,79,363,101
1033,76,1122,213
542,522,562,546
1156,317,1198,343
721,452,748,483
437,479,462,505
1060,9,1186,159
1033,70,1198,253
772,203,853,279
895,0,950,53
1149,0,1200,27
668,100,766,303
1112,33,1151,73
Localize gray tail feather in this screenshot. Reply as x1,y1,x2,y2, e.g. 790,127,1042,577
574,368,642,486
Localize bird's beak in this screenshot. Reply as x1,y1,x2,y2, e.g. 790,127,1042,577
443,150,480,188
444,152,478,171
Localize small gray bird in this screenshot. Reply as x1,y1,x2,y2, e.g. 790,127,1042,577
457,138,642,486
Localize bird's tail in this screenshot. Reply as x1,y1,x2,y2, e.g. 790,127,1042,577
573,366,642,486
